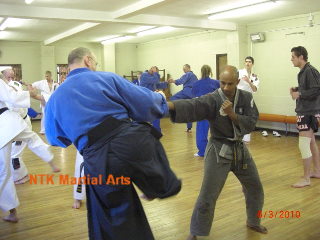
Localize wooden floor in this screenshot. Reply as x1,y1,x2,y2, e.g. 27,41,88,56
1,118,320,240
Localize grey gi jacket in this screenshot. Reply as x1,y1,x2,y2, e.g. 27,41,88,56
170,88,259,166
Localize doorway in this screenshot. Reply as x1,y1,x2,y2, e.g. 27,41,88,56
216,54,227,79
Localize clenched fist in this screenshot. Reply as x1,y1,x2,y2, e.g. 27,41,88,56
221,100,233,115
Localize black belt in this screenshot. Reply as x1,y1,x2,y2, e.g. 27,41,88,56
0,107,8,115
87,116,130,146
23,114,28,119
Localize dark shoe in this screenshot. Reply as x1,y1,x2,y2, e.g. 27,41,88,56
247,223,268,234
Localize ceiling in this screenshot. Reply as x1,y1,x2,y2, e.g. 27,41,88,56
0,0,319,45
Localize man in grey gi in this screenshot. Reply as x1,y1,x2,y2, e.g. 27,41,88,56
168,65,267,239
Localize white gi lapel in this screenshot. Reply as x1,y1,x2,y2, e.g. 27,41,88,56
217,89,228,116
231,89,242,140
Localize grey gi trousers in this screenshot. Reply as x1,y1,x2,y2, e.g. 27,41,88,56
190,139,264,236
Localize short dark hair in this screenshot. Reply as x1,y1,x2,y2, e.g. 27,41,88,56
184,64,190,69
245,56,254,64
291,46,308,61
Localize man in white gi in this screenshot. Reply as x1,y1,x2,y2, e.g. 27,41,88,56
237,56,260,143
2,69,60,184
32,70,59,134
0,77,39,222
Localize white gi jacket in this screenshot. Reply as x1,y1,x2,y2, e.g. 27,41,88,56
7,80,28,118
238,68,260,93
32,80,59,106
0,79,30,149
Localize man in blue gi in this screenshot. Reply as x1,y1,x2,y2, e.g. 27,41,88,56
192,65,219,157
140,66,168,133
132,71,142,86
45,47,181,240
168,64,198,132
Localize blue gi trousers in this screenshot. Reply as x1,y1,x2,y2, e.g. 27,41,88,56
170,89,192,130
82,120,181,240
196,120,210,157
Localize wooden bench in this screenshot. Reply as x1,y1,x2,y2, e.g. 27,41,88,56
258,113,296,134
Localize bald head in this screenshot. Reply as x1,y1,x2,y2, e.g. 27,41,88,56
68,47,92,65
68,47,98,72
220,65,239,81
219,65,239,99
2,68,15,82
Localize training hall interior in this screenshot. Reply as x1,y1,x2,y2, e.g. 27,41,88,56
1,0,320,239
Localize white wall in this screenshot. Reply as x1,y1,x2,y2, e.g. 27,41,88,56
0,41,42,81
2,10,319,131
246,11,320,132
0,40,103,110
115,43,137,78
54,41,103,71
135,30,242,94
247,11,320,116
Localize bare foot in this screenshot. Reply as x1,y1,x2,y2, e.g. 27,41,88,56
48,161,61,172
186,234,197,240
247,223,268,234
52,166,61,173
14,175,29,185
292,178,310,188
3,209,19,223
72,199,82,209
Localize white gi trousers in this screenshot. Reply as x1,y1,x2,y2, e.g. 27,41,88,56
0,143,19,211
40,105,45,134
10,116,31,182
1,125,54,210
73,151,85,200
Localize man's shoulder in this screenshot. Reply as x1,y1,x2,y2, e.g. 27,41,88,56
33,79,46,83
88,71,121,78
238,68,246,73
140,72,150,78
211,79,219,84
305,63,320,74
187,71,197,76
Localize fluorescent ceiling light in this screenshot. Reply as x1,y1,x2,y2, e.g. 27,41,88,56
0,17,33,31
128,26,156,34
0,31,11,39
44,22,99,45
101,35,135,45
25,0,34,4
0,18,9,31
96,35,120,42
136,26,175,37
208,0,280,20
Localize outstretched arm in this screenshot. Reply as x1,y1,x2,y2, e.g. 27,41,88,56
169,94,216,123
